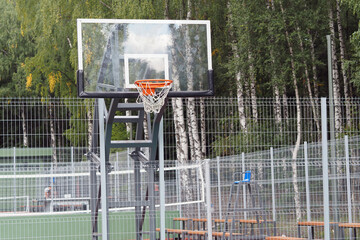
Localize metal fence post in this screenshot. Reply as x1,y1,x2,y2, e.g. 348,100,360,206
270,147,276,222
321,97,330,240
205,159,212,240
115,152,118,201
304,141,312,237
197,167,201,219
159,118,165,240
216,156,222,219
176,160,182,218
345,135,353,239
242,152,247,220
71,146,75,198
99,99,108,240
13,147,16,213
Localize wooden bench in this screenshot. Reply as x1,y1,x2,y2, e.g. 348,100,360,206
297,221,339,239
156,228,188,240
213,219,276,236
266,237,305,240
186,230,243,240
192,218,208,230
338,223,360,240
173,217,192,230
186,230,268,240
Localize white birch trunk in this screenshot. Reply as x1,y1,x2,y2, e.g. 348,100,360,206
296,25,321,134
308,31,320,100
329,7,343,136
124,98,132,136
267,1,282,132
280,1,301,221
87,103,93,152
49,103,57,165
274,86,282,132
248,51,258,123
200,97,206,159
21,105,28,147
184,0,202,161
236,71,247,132
308,30,321,141
336,0,351,127
282,92,289,124
166,0,192,206
228,1,247,132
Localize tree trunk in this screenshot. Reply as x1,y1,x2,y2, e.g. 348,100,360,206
200,97,206,159
185,0,202,161
336,0,351,127
228,0,247,132
282,92,289,124
248,51,258,123
21,104,28,147
280,1,302,221
236,72,247,132
267,0,282,132
296,25,321,134
329,6,343,136
166,0,192,208
49,102,57,165
274,86,282,132
87,103,93,153
308,29,321,140
308,30,320,100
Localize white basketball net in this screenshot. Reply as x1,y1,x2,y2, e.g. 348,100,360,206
134,80,173,113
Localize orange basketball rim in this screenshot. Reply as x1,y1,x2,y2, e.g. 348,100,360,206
134,79,173,96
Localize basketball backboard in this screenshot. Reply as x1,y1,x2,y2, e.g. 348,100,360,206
77,19,213,98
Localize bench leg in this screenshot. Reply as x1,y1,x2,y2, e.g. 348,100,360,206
354,228,356,240
273,221,277,236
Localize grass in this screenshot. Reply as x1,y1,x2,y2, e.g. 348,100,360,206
0,210,179,240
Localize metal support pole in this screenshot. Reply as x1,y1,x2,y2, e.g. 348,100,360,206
197,167,201,219
242,153,247,220
270,148,276,222
345,135,353,239
304,142,312,237
205,159,212,240
50,160,54,212
321,98,330,240
99,99,109,240
127,149,131,202
159,118,165,240
71,147,75,198
148,165,156,240
216,156,222,219
176,161,182,218
115,153,118,201
134,160,142,240
90,99,99,240
90,160,98,240
13,147,16,213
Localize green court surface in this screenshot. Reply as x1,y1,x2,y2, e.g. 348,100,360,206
0,211,179,240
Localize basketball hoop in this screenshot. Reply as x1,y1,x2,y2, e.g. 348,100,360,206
134,79,173,113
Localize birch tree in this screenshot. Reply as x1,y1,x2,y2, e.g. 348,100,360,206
329,3,343,135
296,24,320,134
280,0,302,222
228,0,247,132
266,0,283,132
185,0,202,161
336,0,351,127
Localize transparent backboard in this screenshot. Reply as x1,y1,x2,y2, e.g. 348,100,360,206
77,19,213,98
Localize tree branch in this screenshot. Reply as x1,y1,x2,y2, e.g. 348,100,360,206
99,0,113,11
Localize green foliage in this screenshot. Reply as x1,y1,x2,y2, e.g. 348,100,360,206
0,0,35,97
